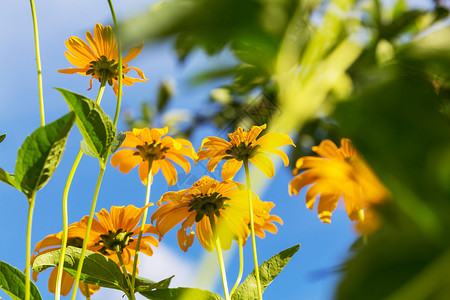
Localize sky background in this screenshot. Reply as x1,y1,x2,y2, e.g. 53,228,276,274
0,1,375,299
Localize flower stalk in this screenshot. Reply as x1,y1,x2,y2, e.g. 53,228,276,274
208,208,230,300
116,248,136,300
131,160,154,288
71,166,106,300
244,159,263,300
230,238,244,296
25,191,37,300
29,0,45,126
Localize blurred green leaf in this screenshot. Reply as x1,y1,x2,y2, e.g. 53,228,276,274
0,134,5,143
57,88,115,160
32,246,125,291
232,244,300,299
157,80,174,112
336,230,450,300
0,261,42,300
14,113,75,199
139,287,223,300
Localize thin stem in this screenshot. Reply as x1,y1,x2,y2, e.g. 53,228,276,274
55,150,83,300
230,238,244,296
243,160,263,300
95,78,107,105
29,0,45,126
107,0,123,127
55,78,107,300
131,160,153,288
116,248,136,300
25,192,37,300
84,282,91,300
70,166,106,300
208,209,230,300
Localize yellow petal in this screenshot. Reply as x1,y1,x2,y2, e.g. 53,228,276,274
221,159,243,180
249,153,275,178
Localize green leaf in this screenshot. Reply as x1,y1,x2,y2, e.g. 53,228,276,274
32,246,125,291
80,139,97,158
139,287,223,300
56,88,115,159
0,261,42,300
0,168,21,191
135,275,174,292
109,132,127,156
0,134,5,143
157,80,174,112
232,244,300,300
14,113,75,198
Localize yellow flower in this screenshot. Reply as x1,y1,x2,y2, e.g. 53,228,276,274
58,23,147,95
251,200,283,240
197,124,295,180
151,176,252,252
111,127,196,185
74,205,160,273
30,224,100,297
289,138,388,223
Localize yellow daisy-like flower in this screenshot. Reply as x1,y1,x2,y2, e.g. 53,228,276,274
289,138,388,223
111,127,196,185
58,23,147,95
197,124,295,180
251,200,283,240
72,205,160,274
151,176,253,252
31,224,100,297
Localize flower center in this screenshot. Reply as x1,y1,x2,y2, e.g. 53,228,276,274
188,192,230,222
86,55,121,86
97,229,134,254
224,141,260,161
135,141,170,162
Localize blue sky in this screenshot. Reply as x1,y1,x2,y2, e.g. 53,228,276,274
0,1,359,299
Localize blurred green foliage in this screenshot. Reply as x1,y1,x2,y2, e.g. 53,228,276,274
119,0,450,298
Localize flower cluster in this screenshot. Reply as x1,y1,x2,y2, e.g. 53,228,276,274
29,20,388,300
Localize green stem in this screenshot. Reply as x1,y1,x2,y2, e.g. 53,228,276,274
116,248,136,300
243,160,263,300
70,166,106,300
54,150,83,300
55,78,107,300
29,0,45,126
208,209,230,300
25,192,37,300
84,282,91,300
230,238,244,296
131,160,153,288
107,0,123,127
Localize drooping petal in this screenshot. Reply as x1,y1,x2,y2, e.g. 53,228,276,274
221,159,243,180
249,153,275,178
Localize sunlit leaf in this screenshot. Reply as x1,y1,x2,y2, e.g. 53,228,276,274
32,246,125,291
232,244,300,299
57,88,115,159
0,261,42,300
139,287,223,300
0,168,21,192
14,113,75,198
135,275,174,292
